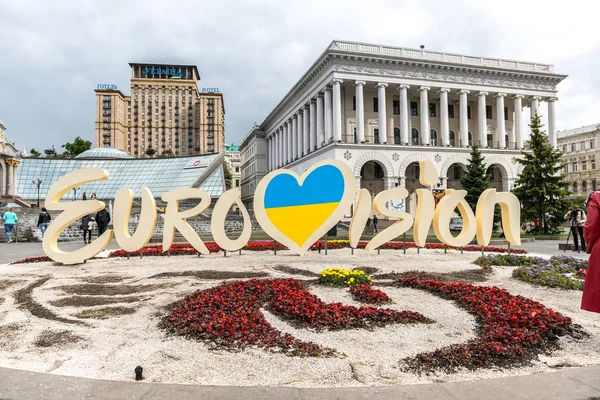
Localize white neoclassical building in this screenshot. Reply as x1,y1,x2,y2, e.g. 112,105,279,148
249,41,566,212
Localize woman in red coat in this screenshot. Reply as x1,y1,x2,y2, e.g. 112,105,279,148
582,191,600,313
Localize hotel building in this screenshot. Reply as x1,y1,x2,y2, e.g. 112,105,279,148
558,124,600,198
94,63,225,157
242,40,566,212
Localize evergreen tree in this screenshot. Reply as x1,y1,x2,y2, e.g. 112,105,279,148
460,145,490,211
513,114,570,234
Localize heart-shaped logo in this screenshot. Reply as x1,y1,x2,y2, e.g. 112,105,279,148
253,160,356,255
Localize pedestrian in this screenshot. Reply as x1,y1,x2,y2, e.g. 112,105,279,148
91,193,97,200
565,205,587,252
2,207,18,243
37,207,52,238
81,214,93,244
95,205,111,237
82,192,87,201
582,191,600,313
372,214,379,234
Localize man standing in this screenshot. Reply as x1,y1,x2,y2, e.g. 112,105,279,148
372,214,379,234
37,207,52,238
95,205,111,237
2,208,18,243
566,205,587,252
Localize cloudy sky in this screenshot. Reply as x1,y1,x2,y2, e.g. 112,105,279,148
1,0,598,153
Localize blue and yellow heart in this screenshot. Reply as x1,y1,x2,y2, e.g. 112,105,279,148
264,165,345,247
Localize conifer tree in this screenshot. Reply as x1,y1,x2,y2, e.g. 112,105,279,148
513,114,570,234
460,145,490,211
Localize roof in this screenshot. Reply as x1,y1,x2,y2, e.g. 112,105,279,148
75,147,135,160
225,144,240,152
557,124,600,139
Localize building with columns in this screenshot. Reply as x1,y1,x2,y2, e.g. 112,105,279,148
253,40,565,212
558,124,600,198
240,124,267,209
0,120,23,200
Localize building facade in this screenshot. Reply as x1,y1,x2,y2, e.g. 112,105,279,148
224,144,241,189
0,120,23,199
240,125,267,209
558,124,599,198
255,41,565,213
95,63,225,157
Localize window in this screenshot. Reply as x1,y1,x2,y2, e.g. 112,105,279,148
504,107,508,120
592,159,596,170
353,127,358,143
468,132,473,146
410,102,418,116
449,130,456,146
235,167,239,173
448,104,455,118
430,129,438,145
562,145,567,153
571,143,576,152
393,100,399,115
467,106,472,119
582,162,587,171
235,179,240,187
374,128,380,144
429,103,436,117
572,162,578,172
373,98,378,112
593,180,597,191
573,182,578,194
486,105,493,119
583,181,588,193
580,141,586,150
353,96,356,111
591,139,596,149
394,127,401,144
411,128,419,145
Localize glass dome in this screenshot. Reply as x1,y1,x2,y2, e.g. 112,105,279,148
75,147,135,159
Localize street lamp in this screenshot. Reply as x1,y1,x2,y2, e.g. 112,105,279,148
32,177,43,208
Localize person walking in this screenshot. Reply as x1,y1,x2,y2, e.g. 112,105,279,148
95,206,111,237
2,208,18,243
82,192,87,201
372,214,379,234
37,207,52,238
81,214,93,244
582,191,600,313
565,205,587,252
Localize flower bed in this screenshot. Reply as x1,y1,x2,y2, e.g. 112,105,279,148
511,256,588,290
318,268,371,286
162,278,432,357
396,276,584,372
474,254,540,267
11,256,53,264
349,284,391,304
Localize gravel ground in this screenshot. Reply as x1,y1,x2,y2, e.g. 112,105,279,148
0,248,597,387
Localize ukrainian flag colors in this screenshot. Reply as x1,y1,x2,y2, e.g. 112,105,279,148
264,165,345,247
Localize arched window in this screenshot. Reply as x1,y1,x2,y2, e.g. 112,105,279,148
583,181,588,193
573,182,578,194
430,129,438,146
394,127,401,144
411,128,419,145
449,130,456,147
468,132,473,146
593,180,597,191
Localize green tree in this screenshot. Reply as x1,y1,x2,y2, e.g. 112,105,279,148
460,145,490,211
29,148,41,158
513,114,570,234
223,162,233,189
62,136,92,157
145,146,157,158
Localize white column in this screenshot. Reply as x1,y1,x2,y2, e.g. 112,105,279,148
316,94,324,148
302,105,310,155
419,86,430,145
273,131,277,168
276,129,281,167
287,119,293,161
355,81,365,143
377,82,388,144
267,137,271,171
310,100,317,151
13,163,18,197
547,97,558,147
324,87,333,143
7,162,13,197
399,84,410,145
296,112,303,157
282,125,287,165
530,96,541,120
0,163,5,196
439,88,450,146
495,93,506,149
477,92,488,148
292,115,299,160
332,79,343,142
513,95,524,149
459,90,470,147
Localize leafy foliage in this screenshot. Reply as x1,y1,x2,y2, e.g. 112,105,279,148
29,148,41,158
513,115,570,234
62,136,92,157
145,146,157,157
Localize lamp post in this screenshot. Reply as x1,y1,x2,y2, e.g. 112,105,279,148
32,178,43,208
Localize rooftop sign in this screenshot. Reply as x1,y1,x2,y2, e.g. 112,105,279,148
144,66,183,78
97,84,117,90
201,88,219,93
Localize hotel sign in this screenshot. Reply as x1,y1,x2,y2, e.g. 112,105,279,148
144,66,183,78
97,84,117,90
202,88,219,93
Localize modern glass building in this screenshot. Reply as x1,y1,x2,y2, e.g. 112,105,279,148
18,148,225,201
